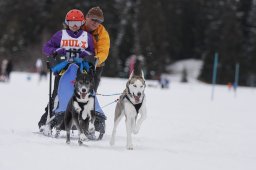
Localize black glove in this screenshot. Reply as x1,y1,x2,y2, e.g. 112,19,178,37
53,48,66,56
80,51,96,65
85,55,96,64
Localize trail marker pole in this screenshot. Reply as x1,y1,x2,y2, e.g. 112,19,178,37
211,52,218,101
234,63,240,97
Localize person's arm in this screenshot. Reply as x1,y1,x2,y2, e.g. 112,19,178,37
42,31,62,56
94,26,110,66
87,33,95,56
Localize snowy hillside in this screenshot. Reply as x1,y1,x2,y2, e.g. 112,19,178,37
0,72,255,170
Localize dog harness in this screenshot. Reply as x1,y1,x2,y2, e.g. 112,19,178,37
124,95,143,114
123,82,145,114
73,92,94,114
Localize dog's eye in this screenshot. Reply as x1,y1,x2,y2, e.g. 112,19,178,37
140,85,143,88
133,85,137,87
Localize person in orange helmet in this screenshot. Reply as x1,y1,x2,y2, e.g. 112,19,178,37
43,9,95,58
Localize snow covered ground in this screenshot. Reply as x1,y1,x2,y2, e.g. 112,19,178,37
0,72,255,170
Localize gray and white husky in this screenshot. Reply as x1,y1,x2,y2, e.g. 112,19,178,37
64,72,95,145
110,71,147,150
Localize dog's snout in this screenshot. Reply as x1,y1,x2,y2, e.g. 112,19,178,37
82,88,86,93
137,92,141,97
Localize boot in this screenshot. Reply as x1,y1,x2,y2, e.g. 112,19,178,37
50,113,64,129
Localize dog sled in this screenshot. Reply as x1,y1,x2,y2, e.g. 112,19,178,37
40,49,106,140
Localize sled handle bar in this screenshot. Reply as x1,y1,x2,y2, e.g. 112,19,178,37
65,49,81,54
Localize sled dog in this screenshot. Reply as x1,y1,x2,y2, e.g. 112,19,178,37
110,70,147,150
64,72,95,145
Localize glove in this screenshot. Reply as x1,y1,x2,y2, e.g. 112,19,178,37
80,50,92,58
83,55,96,65
53,48,66,57
80,51,96,64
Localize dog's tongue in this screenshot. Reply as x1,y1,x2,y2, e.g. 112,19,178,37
81,93,87,99
134,95,140,103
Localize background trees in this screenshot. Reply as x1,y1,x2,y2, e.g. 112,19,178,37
0,0,256,86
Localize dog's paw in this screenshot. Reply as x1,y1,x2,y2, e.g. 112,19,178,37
126,144,134,150
78,140,83,145
74,102,82,113
66,140,70,144
79,133,87,141
86,132,96,140
110,139,115,146
76,108,82,113
55,130,60,138
82,112,88,120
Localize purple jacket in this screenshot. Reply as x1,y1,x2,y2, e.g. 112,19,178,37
43,29,95,56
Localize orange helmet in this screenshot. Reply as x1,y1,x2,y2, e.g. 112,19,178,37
65,9,85,22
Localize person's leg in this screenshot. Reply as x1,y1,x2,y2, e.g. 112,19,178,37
92,66,107,139
93,66,104,92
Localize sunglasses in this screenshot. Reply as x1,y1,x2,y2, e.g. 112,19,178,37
67,21,83,27
91,18,102,24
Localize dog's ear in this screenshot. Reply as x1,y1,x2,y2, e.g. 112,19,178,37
129,70,134,80
76,69,82,78
141,70,145,81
